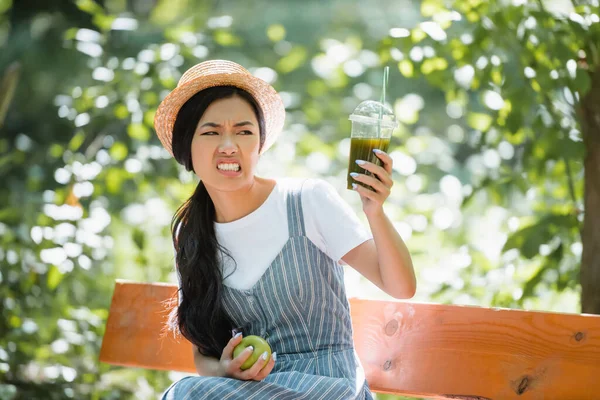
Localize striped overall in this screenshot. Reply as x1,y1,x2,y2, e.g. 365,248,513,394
163,181,373,399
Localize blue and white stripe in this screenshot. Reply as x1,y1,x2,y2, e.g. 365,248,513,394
162,180,373,400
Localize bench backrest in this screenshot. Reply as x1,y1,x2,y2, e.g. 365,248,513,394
100,280,600,399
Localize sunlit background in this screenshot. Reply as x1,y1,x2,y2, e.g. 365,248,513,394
1,0,597,398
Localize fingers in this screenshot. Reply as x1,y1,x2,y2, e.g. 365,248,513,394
220,332,277,381
228,346,255,372
373,149,393,174
352,181,380,202
221,332,243,361
239,351,274,381
350,173,390,196
355,158,393,188
252,352,277,381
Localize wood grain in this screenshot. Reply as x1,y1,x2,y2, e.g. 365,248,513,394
100,280,600,399
100,280,195,373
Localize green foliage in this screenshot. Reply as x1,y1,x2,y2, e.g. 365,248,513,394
383,0,595,316
0,0,598,398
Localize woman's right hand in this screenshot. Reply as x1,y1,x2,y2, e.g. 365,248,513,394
220,333,276,381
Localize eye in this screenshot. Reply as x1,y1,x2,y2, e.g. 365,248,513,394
200,131,218,136
239,130,254,135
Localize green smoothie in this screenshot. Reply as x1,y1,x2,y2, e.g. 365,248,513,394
347,138,391,190
346,99,397,190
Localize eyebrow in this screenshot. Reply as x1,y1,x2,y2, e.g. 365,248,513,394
199,121,255,129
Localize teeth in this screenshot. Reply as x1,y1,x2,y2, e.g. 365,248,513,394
217,163,240,172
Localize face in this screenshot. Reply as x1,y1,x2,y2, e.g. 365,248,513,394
190,96,261,191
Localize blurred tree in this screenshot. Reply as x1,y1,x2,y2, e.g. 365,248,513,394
377,0,598,313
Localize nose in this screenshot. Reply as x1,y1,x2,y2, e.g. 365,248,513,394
218,135,238,155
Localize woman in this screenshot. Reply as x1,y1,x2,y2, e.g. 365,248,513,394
155,60,416,399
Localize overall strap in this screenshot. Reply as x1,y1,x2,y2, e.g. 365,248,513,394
285,179,307,238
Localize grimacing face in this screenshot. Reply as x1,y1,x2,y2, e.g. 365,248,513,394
190,95,261,192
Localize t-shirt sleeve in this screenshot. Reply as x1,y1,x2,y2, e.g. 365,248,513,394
302,178,373,264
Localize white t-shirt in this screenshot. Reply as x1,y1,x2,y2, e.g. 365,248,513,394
177,178,373,292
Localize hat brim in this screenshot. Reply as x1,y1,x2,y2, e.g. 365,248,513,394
154,72,285,157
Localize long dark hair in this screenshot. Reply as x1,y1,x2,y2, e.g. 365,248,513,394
166,86,266,358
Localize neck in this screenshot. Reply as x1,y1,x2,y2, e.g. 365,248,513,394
205,177,275,223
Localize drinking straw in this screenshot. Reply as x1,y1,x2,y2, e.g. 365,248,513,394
378,66,390,138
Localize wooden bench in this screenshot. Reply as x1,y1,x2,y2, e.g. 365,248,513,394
100,280,600,399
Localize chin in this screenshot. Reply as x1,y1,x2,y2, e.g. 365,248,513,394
204,172,255,192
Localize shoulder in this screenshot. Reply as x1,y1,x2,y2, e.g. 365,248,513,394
300,178,351,220
275,177,329,197
275,177,345,209
301,178,341,202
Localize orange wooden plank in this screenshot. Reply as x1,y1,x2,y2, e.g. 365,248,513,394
350,299,600,399
100,281,600,399
100,280,195,373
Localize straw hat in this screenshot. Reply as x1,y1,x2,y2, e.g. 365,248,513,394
154,60,285,157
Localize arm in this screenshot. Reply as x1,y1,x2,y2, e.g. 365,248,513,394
343,150,416,299
191,334,276,380
193,346,226,377
342,218,416,299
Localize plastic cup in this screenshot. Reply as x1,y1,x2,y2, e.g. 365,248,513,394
347,100,398,190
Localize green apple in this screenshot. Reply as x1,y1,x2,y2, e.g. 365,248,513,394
232,335,272,370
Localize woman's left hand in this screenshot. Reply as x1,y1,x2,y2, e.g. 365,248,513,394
351,149,394,217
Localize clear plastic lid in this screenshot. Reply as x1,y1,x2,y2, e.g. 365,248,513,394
349,100,398,129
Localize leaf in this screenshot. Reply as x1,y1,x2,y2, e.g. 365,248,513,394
47,265,64,290
276,46,307,74
557,262,578,291
109,142,128,161
143,110,156,126
411,27,427,43
68,131,85,151
132,228,145,250
505,110,524,135
557,136,584,161
213,30,242,46
467,112,493,131
105,168,125,194
114,104,128,119
303,105,323,125
327,68,349,89
503,214,574,258
462,177,492,207
520,244,563,304
267,24,286,42
75,0,104,15
9,315,21,328
0,207,20,224
466,11,480,23
572,68,592,96
47,144,63,159
92,14,115,31
421,58,448,74
0,0,13,14
398,60,414,77
307,80,328,97
135,253,148,266
150,0,192,24
296,133,331,157
421,0,445,17
506,128,528,145
127,123,150,141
